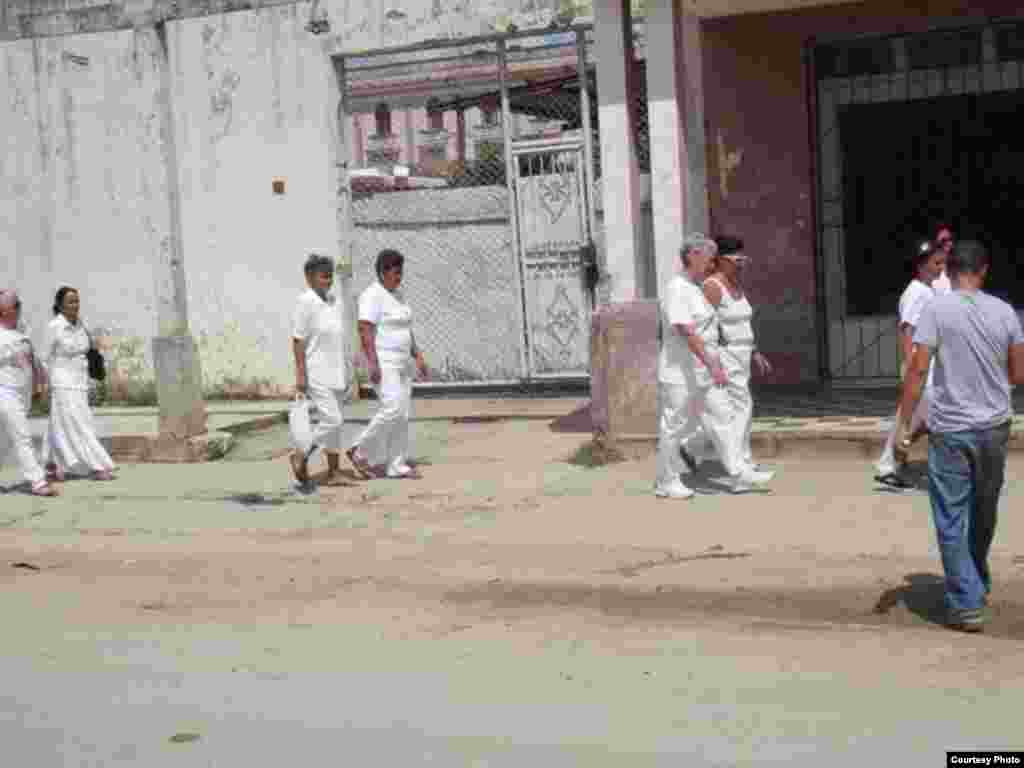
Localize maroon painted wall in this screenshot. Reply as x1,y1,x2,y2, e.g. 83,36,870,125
701,0,1023,384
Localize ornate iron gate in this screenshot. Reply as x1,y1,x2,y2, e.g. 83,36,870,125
335,28,598,387
513,137,592,378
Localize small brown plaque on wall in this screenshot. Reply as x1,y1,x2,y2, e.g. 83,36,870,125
272,179,286,195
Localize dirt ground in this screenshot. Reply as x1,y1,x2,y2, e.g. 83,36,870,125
4,418,1024,637
3,417,1024,764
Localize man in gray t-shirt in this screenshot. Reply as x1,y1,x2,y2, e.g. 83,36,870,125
900,240,1024,633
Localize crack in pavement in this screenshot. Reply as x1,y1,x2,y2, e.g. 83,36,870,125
600,549,753,578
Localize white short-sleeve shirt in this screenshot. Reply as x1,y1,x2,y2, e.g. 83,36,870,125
933,271,952,296
358,282,413,366
44,314,90,390
657,274,718,384
0,327,33,393
898,278,937,387
292,288,347,390
898,279,934,329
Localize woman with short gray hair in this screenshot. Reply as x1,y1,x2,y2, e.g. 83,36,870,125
655,234,773,498
290,253,350,486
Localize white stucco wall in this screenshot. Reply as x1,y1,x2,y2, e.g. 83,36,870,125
1,0,593,399
170,6,338,396
0,30,170,400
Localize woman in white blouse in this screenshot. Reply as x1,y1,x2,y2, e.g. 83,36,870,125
42,286,116,482
347,249,428,479
290,254,350,486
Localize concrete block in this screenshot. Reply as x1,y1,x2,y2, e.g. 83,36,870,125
153,334,207,439
590,300,659,438
147,431,234,463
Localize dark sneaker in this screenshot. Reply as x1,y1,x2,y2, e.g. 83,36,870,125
948,607,986,633
874,472,915,491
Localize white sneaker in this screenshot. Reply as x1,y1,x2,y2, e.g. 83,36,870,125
731,467,775,494
654,481,695,499
386,464,414,478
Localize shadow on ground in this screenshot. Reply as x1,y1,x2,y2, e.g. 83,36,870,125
873,573,947,625
444,573,1024,640
549,404,592,434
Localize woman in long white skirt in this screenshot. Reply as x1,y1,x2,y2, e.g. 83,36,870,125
347,249,429,479
42,286,115,482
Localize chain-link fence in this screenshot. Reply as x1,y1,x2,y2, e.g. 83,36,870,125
340,30,603,386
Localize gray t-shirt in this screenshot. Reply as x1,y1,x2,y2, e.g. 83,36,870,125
914,290,1024,433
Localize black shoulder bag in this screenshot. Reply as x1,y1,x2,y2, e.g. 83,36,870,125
85,329,106,382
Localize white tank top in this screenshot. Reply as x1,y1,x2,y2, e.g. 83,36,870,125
706,276,755,349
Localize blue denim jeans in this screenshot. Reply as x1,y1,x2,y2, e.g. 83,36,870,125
927,423,1011,615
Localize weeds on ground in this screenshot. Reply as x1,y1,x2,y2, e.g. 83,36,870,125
568,433,626,468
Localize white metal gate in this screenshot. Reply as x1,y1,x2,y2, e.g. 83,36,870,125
336,28,599,386
512,137,592,378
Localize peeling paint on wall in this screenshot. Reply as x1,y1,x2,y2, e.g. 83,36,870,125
716,131,742,200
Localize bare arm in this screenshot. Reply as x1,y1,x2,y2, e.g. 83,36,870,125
292,338,307,394
898,323,915,370
702,280,723,309
1009,343,1024,386
358,320,380,385
409,330,428,380
31,344,47,395
674,323,726,386
899,343,932,433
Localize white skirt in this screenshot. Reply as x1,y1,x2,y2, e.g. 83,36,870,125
43,388,115,475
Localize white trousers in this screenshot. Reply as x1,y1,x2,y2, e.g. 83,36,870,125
0,386,45,488
355,363,412,474
656,376,747,489
875,389,929,476
43,388,115,475
307,383,346,454
683,347,754,465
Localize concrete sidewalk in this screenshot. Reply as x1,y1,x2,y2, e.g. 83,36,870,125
25,392,1024,464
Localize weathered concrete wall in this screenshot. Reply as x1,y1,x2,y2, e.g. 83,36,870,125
0,29,169,402
170,6,338,397
589,300,658,437
1,0,595,400
1,0,589,42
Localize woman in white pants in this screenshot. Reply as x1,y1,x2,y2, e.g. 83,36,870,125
41,286,116,482
0,289,57,496
654,235,774,499
873,240,946,489
290,254,350,486
680,236,773,473
347,249,428,480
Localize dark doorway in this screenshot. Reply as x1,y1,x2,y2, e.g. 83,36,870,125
839,89,1024,316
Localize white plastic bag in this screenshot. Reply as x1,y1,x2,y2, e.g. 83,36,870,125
289,394,314,456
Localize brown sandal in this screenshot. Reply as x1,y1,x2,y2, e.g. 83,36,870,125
289,452,309,485
346,447,372,479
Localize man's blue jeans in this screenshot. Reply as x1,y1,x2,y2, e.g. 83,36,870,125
927,423,1011,615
